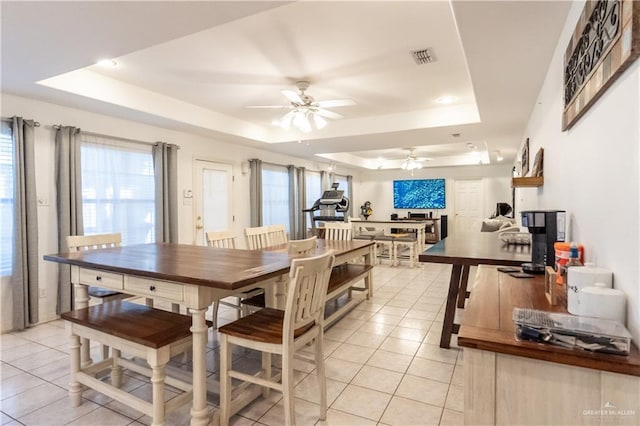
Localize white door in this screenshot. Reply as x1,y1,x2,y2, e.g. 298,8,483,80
453,179,483,233
194,160,233,245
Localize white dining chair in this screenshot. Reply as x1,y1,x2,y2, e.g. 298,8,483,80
287,236,318,255
66,233,129,360
219,250,336,426
206,230,264,328
323,222,352,241
245,225,272,250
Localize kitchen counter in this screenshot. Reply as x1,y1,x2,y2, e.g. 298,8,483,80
459,265,640,425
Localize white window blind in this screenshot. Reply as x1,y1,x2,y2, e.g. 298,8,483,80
80,135,155,245
0,122,13,276
305,170,322,211
261,163,290,233
334,174,350,200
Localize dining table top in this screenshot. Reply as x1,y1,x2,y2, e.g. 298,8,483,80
418,232,532,266
44,239,373,291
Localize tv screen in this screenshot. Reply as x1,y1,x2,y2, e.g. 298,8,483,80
393,179,446,209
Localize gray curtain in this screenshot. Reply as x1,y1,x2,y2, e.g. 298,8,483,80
153,142,179,243
347,175,354,219
295,167,306,239
55,126,83,314
249,159,262,227
287,165,296,239
11,117,39,330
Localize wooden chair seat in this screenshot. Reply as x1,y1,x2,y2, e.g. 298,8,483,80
87,286,131,301
62,301,193,426
218,308,314,343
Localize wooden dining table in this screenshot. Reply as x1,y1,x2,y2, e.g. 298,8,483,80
44,239,374,426
418,232,531,349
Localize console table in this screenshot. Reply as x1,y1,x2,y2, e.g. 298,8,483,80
418,232,531,348
460,266,640,425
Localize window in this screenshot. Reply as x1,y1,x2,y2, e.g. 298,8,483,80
304,170,322,211
0,122,13,275
261,163,290,233
80,136,155,245
333,174,350,200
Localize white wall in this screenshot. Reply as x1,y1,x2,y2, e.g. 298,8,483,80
355,164,513,226
516,1,640,342
0,93,359,331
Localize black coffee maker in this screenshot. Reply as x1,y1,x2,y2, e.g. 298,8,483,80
521,210,566,274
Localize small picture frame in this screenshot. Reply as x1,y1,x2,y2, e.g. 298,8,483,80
545,266,558,305
532,147,544,177
521,138,530,177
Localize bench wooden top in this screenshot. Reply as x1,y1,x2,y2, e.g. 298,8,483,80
61,301,192,349
458,266,640,376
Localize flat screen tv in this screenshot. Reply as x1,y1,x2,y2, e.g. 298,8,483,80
393,179,446,209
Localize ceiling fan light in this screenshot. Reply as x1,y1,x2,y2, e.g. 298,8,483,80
401,155,422,171
292,110,306,127
313,113,327,129
280,114,294,129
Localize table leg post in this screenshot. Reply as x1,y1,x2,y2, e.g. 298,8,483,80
189,307,210,426
457,265,471,308
74,283,92,368
365,245,374,299
440,264,462,349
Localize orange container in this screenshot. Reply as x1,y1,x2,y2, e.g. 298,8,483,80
554,242,584,284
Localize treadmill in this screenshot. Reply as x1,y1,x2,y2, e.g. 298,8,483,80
303,183,350,236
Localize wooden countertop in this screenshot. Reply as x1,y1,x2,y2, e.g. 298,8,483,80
418,232,530,266
458,265,640,376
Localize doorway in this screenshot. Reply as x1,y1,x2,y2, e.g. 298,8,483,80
193,160,233,245
453,179,484,233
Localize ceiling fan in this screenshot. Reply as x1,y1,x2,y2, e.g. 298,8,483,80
401,148,432,174
247,81,355,132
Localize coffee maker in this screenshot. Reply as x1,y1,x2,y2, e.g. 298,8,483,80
521,210,566,273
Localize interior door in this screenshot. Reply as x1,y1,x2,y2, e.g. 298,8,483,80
194,160,233,245
453,179,483,233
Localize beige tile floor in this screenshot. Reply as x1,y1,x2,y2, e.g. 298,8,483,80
0,262,464,425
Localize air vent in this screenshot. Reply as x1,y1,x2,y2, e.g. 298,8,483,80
411,48,434,65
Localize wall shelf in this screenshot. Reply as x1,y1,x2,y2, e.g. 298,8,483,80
512,176,544,187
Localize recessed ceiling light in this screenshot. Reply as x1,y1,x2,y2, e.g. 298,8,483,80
96,59,118,68
436,96,458,104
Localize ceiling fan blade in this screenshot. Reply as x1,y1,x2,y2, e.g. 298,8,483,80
315,99,356,108
315,108,343,120
282,89,304,104
245,105,290,109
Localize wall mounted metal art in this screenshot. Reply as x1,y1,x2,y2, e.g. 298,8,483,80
563,0,640,131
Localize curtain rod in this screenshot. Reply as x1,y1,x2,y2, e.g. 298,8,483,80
50,125,179,149
1,117,40,127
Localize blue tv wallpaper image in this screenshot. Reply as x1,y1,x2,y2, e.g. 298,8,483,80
393,179,446,209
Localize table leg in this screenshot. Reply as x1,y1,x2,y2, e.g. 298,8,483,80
440,264,462,349
365,245,374,299
73,283,92,368
189,307,210,426
456,265,471,308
